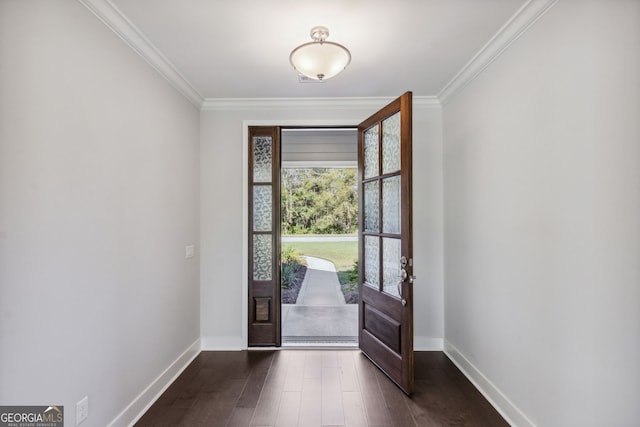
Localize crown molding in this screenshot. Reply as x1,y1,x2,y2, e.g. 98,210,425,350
78,0,204,107
79,0,555,110
438,0,558,105
201,96,440,111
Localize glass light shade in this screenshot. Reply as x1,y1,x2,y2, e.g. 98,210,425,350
290,41,351,81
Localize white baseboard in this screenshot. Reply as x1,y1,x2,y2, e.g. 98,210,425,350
107,338,201,427
414,336,444,351
444,340,535,427
201,335,244,350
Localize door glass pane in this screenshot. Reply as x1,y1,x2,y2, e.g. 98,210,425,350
364,180,380,233
253,234,272,280
382,112,401,174
382,237,401,297
253,136,272,182
364,125,379,179
364,236,380,289
253,186,272,232
382,175,401,234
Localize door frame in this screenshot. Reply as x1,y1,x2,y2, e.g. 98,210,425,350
241,119,358,348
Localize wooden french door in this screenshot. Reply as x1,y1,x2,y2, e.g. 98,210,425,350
358,92,414,394
248,126,281,346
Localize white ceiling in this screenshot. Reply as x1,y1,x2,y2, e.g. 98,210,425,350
108,0,527,99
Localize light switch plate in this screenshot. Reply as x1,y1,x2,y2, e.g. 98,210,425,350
185,245,195,259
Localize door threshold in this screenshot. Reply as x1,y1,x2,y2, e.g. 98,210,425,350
282,343,358,349
282,336,358,348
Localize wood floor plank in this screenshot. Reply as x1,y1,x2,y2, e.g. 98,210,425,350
250,384,282,426
275,391,301,427
303,350,323,379
353,352,393,426
250,352,290,426
151,407,189,427
298,377,322,427
136,350,509,427
402,378,454,426
321,365,345,426
338,351,360,392
177,392,218,426
236,366,270,409
404,353,511,427
225,407,255,427
202,392,241,427
203,377,247,394
374,367,417,427
342,391,367,427
321,350,339,367
283,351,305,391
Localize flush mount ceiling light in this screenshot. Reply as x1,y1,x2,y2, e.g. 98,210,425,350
289,26,351,81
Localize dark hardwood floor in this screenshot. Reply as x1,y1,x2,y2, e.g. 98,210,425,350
135,350,509,427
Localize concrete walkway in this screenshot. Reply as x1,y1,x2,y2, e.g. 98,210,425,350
282,256,358,344
296,257,345,305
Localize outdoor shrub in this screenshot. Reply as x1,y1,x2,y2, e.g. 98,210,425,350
343,261,359,291
348,260,358,282
281,247,302,288
281,246,301,264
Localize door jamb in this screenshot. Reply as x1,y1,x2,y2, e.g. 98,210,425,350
241,119,359,349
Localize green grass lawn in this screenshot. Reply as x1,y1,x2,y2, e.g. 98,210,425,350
281,241,357,272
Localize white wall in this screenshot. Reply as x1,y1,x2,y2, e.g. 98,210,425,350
443,1,640,426
200,99,444,350
0,1,200,426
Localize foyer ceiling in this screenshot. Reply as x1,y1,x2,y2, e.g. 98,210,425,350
108,0,527,99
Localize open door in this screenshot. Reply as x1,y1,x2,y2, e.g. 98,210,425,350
358,92,414,394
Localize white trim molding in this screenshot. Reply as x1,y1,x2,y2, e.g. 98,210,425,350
107,338,201,427
241,119,358,350
77,0,204,107
444,340,536,427
202,96,440,111
77,0,556,109
438,0,558,105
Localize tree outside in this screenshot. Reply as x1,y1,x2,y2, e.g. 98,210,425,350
281,168,357,235
280,168,359,303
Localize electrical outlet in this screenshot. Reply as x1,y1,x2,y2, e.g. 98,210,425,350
76,396,88,425
185,245,195,259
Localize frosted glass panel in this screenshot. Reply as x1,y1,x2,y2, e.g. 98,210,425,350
382,176,401,234
364,180,380,233
253,186,272,232
364,126,379,179
253,136,272,182
253,234,272,280
382,112,401,174
382,237,401,297
364,236,380,289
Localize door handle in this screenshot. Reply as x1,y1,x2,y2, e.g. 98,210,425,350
397,280,406,306
399,268,407,306
398,267,416,306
